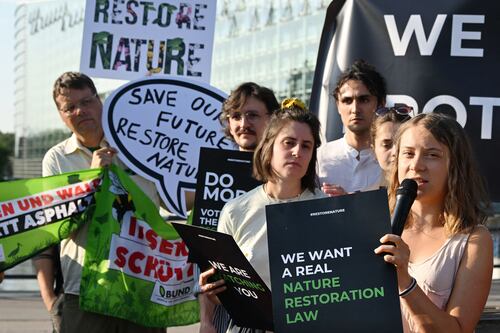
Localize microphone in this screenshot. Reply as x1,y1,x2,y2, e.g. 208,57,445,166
391,179,418,236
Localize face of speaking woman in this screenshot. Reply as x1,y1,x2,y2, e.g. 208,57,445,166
269,120,315,187
397,123,450,206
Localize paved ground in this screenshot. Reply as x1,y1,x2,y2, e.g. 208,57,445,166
0,291,199,333
1,280,499,332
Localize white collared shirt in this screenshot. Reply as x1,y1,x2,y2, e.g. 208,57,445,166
316,136,382,193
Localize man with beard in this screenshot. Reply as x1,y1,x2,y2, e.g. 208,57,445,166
317,60,386,196
220,82,279,151
199,82,278,333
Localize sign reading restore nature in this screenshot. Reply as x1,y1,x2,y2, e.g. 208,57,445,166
80,0,216,81
103,76,229,218
266,190,402,333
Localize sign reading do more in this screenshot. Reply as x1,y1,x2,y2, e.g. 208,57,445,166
103,76,229,218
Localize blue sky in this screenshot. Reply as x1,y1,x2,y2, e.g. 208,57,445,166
0,1,16,133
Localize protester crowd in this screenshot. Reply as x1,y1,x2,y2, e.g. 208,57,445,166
0,59,491,333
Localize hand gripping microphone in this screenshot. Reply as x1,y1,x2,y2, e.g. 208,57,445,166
391,179,418,236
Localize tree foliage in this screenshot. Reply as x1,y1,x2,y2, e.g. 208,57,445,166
0,131,15,180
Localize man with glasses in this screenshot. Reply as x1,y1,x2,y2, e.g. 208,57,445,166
317,60,387,196
199,82,279,333
33,72,164,333
219,82,279,152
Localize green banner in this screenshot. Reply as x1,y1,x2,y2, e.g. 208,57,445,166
0,169,102,272
80,164,199,327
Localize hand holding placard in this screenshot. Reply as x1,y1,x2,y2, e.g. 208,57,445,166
266,190,403,333
172,223,274,330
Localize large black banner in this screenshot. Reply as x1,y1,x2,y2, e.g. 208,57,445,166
266,190,402,333
192,148,260,230
310,0,500,202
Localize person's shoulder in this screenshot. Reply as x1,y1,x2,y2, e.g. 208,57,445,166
44,137,72,158
318,138,343,154
469,224,492,243
311,188,328,199
223,185,264,211
43,138,71,164
460,224,494,262
319,138,342,148
42,137,74,176
301,188,327,201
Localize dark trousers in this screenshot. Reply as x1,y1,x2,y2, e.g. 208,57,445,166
61,294,167,333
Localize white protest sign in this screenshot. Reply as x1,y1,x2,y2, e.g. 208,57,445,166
80,0,215,82
103,76,231,218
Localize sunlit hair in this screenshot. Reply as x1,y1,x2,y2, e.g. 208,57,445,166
333,59,387,106
253,98,321,193
53,72,98,109
220,82,279,142
388,113,490,234
370,110,410,146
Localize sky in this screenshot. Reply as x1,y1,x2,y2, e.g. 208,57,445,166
0,1,16,133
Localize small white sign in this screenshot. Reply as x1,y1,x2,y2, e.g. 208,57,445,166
80,0,216,82
150,278,197,307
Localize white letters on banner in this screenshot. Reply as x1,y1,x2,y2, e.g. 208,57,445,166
384,14,484,57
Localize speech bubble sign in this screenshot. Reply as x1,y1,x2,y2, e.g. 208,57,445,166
103,76,231,218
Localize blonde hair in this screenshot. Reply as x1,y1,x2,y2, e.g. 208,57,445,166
388,113,490,234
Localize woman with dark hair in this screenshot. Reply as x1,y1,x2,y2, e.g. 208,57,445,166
199,98,325,333
374,113,493,332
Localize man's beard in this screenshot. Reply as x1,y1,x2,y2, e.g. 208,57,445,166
238,141,257,151
235,129,257,151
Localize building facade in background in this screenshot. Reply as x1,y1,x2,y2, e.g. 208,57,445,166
13,0,328,179
13,0,86,178
210,0,328,102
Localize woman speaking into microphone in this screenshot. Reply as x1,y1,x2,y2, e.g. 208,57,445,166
374,113,493,333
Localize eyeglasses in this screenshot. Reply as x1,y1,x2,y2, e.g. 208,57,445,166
227,111,265,122
375,104,414,117
59,94,98,115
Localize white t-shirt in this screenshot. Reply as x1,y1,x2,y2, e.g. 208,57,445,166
43,134,160,295
217,185,325,288
317,136,382,193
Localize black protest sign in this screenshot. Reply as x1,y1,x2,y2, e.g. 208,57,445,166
192,148,261,230
172,223,273,331
266,190,402,333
